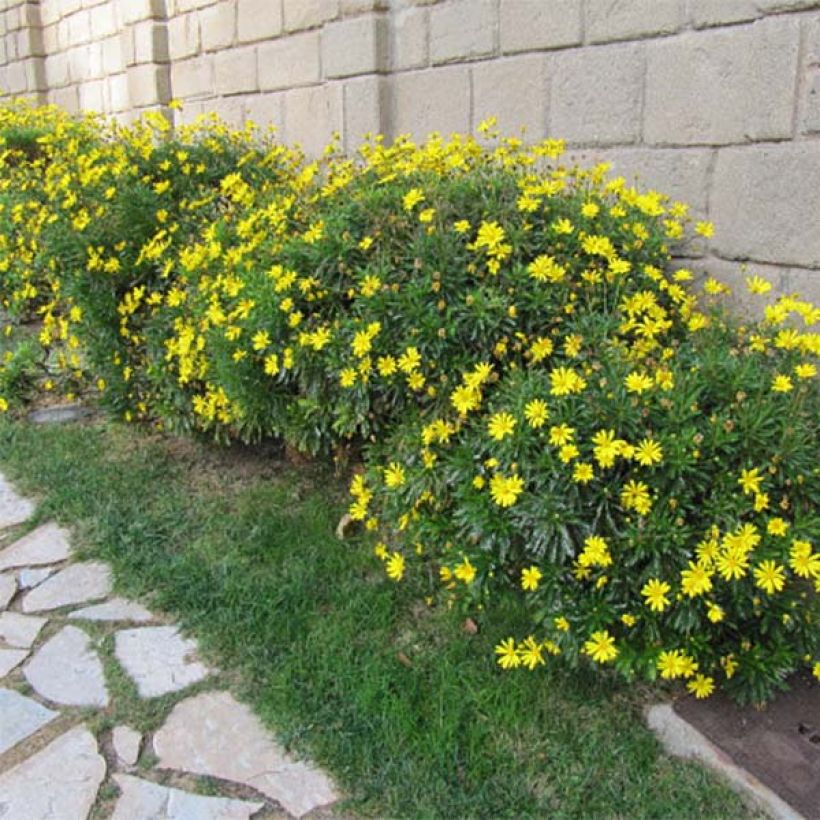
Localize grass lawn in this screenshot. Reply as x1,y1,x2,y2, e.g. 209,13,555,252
0,416,750,818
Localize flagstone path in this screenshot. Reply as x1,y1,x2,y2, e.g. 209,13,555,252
0,471,339,819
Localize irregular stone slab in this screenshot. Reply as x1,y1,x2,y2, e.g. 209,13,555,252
0,573,15,609
24,625,109,707
0,522,72,572
112,725,142,766
28,403,91,425
154,691,338,818
0,612,47,648
115,626,210,698
112,774,264,819
0,648,28,677
0,688,58,755
22,561,112,613
0,474,34,531
0,725,105,818
70,597,153,623
18,566,55,589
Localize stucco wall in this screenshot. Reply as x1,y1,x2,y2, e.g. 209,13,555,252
1,0,819,297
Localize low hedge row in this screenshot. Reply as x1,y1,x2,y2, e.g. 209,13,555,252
0,100,817,703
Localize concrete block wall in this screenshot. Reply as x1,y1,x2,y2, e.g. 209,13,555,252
1,0,819,295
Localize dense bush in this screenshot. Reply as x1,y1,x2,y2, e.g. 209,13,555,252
0,102,817,703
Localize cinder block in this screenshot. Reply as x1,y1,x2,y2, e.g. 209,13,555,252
127,62,169,107
391,5,427,70
108,72,129,111
175,0,213,15
711,143,820,269
170,54,213,98
79,78,106,111
500,0,582,53
90,3,117,39
550,42,643,145
121,0,164,25
343,74,386,146
25,59,47,94
430,0,495,64
52,84,80,112
389,65,470,138
5,61,27,94
283,0,338,32
168,12,199,60
67,9,91,45
238,0,282,43
586,0,683,44
210,95,245,127
801,71,820,133
133,21,169,64
690,0,760,28
258,31,321,90
284,82,343,155
40,1,60,27
68,45,92,81
322,13,386,78
243,91,286,134
85,41,104,78
200,1,235,52
102,35,124,74
471,55,547,138
645,18,799,145
214,46,258,95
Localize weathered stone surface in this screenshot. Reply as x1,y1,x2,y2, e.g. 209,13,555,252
0,726,106,818
0,612,46,648
24,625,109,707
801,71,820,134
587,0,683,43
284,83,344,157
22,561,112,613
711,143,820,269
644,18,799,145
0,474,34,531
0,688,58,755
238,0,283,44
28,403,90,424
258,31,321,91
0,573,15,609
344,75,386,145
499,0,582,53
112,725,142,766
691,0,760,27
115,626,210,698
390,4,427,70
430,0,495,65
390,65,470,139
69,597,153,623
0,522,72,571
471,54,547,139
18,566,55,589
323,14,386,78
550,42,643,145
112,774,264,819
283,0,338,33
154,691,338,818
0,648,28,677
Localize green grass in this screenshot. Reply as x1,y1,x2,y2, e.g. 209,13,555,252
0,417,750,818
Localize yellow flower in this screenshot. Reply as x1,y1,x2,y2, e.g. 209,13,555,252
706,603,724,623
384,462,406,489
625,371,654,394
454,558,477,584
641,578,671,612
386,552,405,581
695,221,714,238
634,437,663,466
524,399,549,428
745,275,772,295
340,367,357,388
374,542,389,560
581,201,600,218
753,560,786,594
621,613,637,627
495,637,520,669
527,254,566,283
657,649,687,679
402,188,425,211
519,636,545,670
572,462,594,484
583,630,618,663
488,411,517,441
789,540,819,579
558,444,579,463
687,675,715,699
813,661,820,681
521,566,542,591
549,366,586,396
680,562,713,597
795,362,816,379
548,424,575,446
554,616,570,632
398,346,421,373
377,355,397,376
716,549,749,581
753,493,769,512
738,467,763,496
453,219,471,234
529,337,554,362
621,479,652,515
771,374,793,393
472,475,485,489
489,473,525,507
451,385,480,415
251,330,270,351
767,517,789,536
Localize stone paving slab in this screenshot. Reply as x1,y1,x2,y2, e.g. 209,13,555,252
17,566,55,589
115,626,210,698
0,522,72,572
112,774,264,819
112,725,142,767
70,597,153,623
154,691,338,818
0,725,106,819
0,648,28,678
24,625,109,708
22,560,112,613
0,611,47,648
0,474,34,531
0,574,15,609
0,688,58,755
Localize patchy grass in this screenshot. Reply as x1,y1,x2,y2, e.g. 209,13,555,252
0,418,750,818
